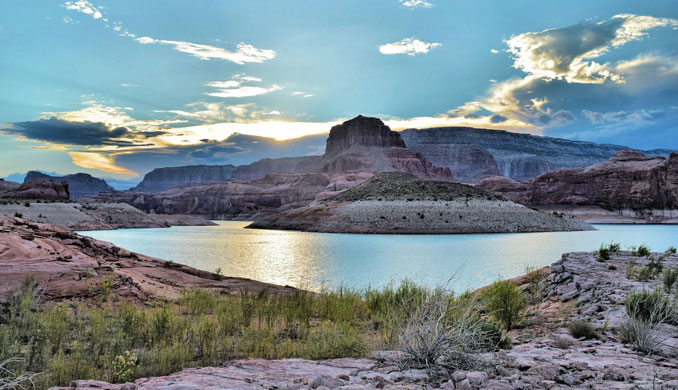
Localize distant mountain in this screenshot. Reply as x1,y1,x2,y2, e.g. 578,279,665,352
132,165,237,193
399,127,675,183
24,171,113,200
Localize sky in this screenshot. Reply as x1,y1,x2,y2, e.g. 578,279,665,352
1,0,677,183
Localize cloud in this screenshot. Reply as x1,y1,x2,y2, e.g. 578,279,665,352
399,0,433,8
63,1,102,19
489,114,508,123
136,37,276,64
582,108,666,124
505,14,678,84
68,152,137,176
379,38,441,56
5,117,136,146
205,75,282,98
448,14,678,133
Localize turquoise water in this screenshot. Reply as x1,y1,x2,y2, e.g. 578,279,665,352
79,222,678,292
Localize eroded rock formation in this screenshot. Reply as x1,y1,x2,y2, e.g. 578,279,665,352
24,171,113,200
0,179,70,200
477,151,678,218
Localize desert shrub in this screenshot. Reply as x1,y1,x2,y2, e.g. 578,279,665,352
624,289,673,325
213,268,223,281
662,269,678,294
13,212,22,218
632,244,651,257
111,351,137,383
608,265,618,271
23,201,30,207
481,280,526,331
389,288,493,372
0,357,40,390
524,266,545,304
666,246,677,255
554,337,573,349
567,320,597,339
618,319,662,355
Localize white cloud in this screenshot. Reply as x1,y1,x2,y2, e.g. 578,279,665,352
448,14,678,133
490,49,499,54
63,1,102,19
135,37,276,64
400,0,433,8
505,14,678,84
204,74,282,98
379,38,441,56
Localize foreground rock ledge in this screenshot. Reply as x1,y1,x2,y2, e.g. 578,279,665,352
0,215,294,302
50,251,678,389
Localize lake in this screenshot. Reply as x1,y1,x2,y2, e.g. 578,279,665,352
79,222,678,292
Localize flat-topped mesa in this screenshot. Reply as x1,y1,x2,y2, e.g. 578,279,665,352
608,149,660,162
324,115,406,156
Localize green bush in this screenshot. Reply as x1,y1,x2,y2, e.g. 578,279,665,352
567,320,597,339
596,242,620,261
666,246,677,255
619,319,660,355
624,289,673,324
663,269,678,294
524,266,545,304
13,212,23,218
632,244,651,257
481,280,526,330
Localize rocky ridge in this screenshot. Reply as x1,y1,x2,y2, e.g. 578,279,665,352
248,172,593,233
477,150,678,222
24,171,114,200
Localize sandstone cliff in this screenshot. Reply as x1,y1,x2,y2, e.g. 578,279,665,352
132,164,236,193
248,172,592,233
324,115,406,156
24,171,113,200
477,150,678,221
400,127,674,182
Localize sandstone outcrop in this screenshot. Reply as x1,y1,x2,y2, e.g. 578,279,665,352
400,127,674,182
477,151,678,222
24,171,113,200
324,115,406,156
248,172,592,233
0,215,294,303
0,178,20,193
0,179,70,200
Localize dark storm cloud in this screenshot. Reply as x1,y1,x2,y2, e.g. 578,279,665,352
5,117,134,146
